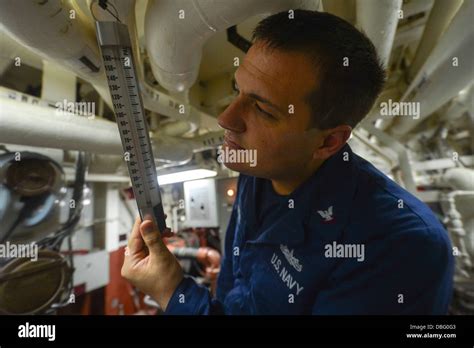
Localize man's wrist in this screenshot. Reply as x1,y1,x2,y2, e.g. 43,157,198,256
153,267,184,311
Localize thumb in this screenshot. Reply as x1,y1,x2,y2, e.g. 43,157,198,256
140,220,167,255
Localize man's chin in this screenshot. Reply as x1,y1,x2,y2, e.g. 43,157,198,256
222,161,258,176
218,144,260,174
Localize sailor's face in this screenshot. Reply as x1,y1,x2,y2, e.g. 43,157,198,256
217,41,322,180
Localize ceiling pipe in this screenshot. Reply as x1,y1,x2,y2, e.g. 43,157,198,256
361,123,417,193
355,0,401,133
145,0,319,92
441,168,474,191
388,0,474,137
0,90,223,163
439,84,473,123
0,28,44,74
0,0,112,108
356,0,402,69
0,0,209,132
0,97,122,155
408,0,463,81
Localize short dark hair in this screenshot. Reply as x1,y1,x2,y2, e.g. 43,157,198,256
252,9,385,129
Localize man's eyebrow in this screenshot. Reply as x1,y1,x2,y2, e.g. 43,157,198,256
234,73,285,115
247,92,284,114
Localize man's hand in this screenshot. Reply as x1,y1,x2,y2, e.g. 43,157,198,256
121,216,184,311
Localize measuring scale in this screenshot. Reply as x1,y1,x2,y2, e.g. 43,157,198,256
95,21,167,233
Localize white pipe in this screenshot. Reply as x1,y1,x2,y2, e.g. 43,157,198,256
0,97,123,155
389,0,474,137
145,0,319,92
0,0,112,107
0,0,209,130
408,0,463,80
440,190,474,279
440,84,473,123
0,27,44,73
160,121,192,137
361,123,417,193
356,0,402,69
441,168,474,191
0,91,221,162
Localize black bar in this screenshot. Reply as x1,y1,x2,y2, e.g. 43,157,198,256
0,315,472,346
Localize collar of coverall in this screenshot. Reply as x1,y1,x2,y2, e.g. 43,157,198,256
247,143,360,247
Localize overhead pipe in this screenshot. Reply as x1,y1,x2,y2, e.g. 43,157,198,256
388,0,474,137
441,168,474,191
361,123,417,193
0,28,44,75
0,0,208,132
356,0,402,69
438,170,474,280
0,0,112,107
0,97,123,155
439,84,473,123
408,0,463,81
145,0,319,92
90,0,204,132
0,89,223,163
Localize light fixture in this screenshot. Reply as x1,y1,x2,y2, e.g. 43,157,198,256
157,169,217,185
226,189,235,197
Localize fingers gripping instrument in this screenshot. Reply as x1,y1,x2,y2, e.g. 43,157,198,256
95,21,167,232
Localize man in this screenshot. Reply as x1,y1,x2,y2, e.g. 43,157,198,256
121,10,453,314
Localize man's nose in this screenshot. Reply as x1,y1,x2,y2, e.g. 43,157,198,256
217,98,246,133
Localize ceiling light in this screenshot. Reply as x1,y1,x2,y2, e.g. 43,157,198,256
157,169,217,185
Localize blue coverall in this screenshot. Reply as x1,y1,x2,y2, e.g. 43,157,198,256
165,144,454,314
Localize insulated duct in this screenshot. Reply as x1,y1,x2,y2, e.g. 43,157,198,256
0,0,210,131
145,0,320,92
0,0,111,106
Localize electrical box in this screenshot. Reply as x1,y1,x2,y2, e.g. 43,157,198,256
183,179,218,227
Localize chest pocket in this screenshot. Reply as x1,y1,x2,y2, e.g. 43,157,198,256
240,238,311,314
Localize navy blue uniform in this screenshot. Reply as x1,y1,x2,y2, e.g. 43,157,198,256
165,144,454,314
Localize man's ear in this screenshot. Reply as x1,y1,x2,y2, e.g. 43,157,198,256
312,125,352,160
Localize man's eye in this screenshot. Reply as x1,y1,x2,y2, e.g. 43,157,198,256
255,102,275,119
